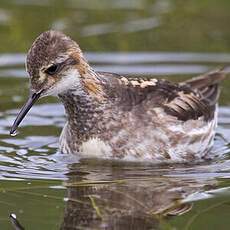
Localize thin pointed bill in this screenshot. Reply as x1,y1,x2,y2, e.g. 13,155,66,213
10,91,42,135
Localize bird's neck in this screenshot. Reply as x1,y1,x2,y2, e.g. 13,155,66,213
58,69,106,136
81,68,105,101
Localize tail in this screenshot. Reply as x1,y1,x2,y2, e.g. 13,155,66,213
181,67,226,106
182,67,226,89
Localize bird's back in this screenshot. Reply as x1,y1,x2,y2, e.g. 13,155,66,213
99,68,225,121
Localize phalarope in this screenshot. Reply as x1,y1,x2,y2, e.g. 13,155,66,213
10,31,226,162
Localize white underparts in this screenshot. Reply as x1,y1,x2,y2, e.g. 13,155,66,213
79,137,112,158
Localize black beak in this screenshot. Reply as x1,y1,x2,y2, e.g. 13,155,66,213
10,91,42,135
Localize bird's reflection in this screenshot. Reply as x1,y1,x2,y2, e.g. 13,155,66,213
60,160,217,230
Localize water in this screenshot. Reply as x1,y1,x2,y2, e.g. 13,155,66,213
0,0,230,229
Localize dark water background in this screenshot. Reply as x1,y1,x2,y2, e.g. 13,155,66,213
0,0,230,229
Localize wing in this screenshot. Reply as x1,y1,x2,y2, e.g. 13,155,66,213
98,69,225,122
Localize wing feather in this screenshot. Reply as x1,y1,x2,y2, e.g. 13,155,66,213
98,69,225,121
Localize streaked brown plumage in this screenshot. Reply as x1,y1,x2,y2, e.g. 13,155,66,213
10,31,226,162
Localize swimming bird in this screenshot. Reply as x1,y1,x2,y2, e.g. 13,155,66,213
10,30,226,162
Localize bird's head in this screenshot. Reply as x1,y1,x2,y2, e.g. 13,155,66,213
27,30,88,96
10,30,100,135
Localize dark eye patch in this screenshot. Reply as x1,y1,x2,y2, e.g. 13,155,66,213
44,58,78,76
45,64,60,75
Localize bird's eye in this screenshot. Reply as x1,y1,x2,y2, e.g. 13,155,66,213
45,64,60,75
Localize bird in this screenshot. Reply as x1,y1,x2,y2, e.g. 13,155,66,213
10,30,226,162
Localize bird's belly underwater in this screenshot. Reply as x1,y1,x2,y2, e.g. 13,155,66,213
59,112,217,163
60,127,216,163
